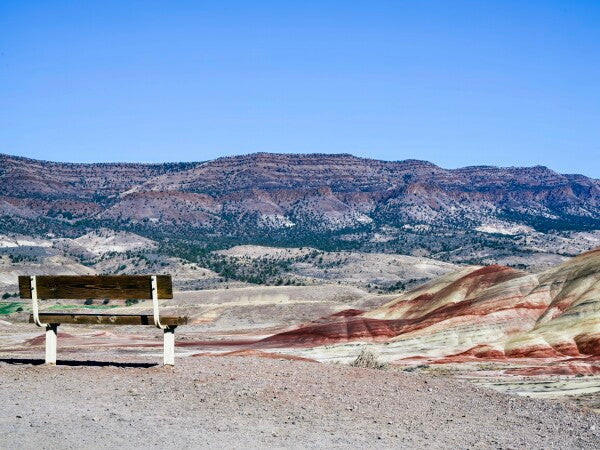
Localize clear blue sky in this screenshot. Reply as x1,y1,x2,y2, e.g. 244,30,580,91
1,1,599,176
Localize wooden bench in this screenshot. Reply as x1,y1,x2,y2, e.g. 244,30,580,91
18,275,188,366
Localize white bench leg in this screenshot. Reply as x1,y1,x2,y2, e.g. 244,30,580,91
164,326,175,366
45,324,58,365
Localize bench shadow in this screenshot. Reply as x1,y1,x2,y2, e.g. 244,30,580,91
0,358,158,368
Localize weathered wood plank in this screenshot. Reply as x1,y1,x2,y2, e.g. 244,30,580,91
19,275,173,300
29,313,187,326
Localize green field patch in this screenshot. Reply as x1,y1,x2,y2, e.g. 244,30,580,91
0,302,25,315
47,304,119,311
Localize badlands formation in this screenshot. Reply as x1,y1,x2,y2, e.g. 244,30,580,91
255,248,600,374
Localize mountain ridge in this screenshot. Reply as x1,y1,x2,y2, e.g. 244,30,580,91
4,151,592,177
1,152,599,267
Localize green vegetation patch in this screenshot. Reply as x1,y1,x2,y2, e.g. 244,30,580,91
0,302,25,315
47,304,118,311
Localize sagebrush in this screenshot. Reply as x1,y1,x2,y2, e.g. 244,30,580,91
350,347,387,370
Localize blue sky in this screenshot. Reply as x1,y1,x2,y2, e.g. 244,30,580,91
1,1,599,176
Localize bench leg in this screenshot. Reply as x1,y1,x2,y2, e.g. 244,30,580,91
45,324,58,365
163,326,176,366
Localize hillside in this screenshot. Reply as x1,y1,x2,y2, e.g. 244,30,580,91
2,152,600,268
256,249,600,374
0,230,459,294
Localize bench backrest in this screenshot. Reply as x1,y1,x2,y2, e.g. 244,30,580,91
18,275,173,300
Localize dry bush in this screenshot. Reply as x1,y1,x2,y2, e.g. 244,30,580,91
350,347,387,370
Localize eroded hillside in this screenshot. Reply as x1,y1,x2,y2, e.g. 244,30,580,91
2,152,600,268
254,249,600,375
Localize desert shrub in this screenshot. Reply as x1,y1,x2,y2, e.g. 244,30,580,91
349,347,387,370
125,299,139,306
102,299,110,305
84,299,93,305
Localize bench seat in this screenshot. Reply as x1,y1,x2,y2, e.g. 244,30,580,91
29,313,188,326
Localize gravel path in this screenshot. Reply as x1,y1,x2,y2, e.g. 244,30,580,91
1,356,598,449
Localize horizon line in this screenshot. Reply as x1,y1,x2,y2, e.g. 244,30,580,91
0,150,594,179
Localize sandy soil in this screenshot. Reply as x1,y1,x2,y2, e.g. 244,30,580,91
0,356,598,449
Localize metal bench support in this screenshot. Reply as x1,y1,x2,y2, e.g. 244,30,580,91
164,326,176,366
30,276,46,328
30,276,58,365
152,275,176,366
45,324,58,364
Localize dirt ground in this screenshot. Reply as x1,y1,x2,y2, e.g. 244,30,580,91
1,355,598,449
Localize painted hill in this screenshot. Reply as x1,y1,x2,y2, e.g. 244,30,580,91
258,249,600,366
